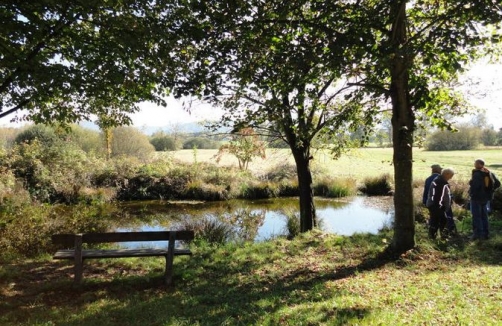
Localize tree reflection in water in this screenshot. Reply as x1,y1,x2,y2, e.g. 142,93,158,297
112,196,394,247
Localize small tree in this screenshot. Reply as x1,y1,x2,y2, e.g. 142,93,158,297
214,128,266,170
111,126,155,160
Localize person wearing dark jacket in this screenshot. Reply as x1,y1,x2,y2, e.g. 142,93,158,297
426,168,455,239
422,164,442,206
469,159,501,240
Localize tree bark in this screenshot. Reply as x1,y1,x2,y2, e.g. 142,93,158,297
389,1,415,252
291,146,316,232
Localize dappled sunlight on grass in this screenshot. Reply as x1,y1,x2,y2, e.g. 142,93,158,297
1,226,502,325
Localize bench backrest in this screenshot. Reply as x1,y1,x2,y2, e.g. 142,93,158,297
52,231,194,247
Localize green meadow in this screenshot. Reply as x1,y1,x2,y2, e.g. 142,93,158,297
172,147,502,181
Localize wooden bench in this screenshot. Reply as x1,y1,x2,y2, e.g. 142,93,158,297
52,231,194,285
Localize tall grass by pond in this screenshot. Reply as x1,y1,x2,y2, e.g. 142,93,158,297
359,174,393,196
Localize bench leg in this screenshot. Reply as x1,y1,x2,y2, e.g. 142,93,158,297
74,234,83,283
165,256,173,286
165,232,176,286
74,261,83,283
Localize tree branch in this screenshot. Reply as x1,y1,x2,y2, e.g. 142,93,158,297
0,99,30,119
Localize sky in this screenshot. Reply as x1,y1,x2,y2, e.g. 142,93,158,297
1,62,501,131
457,61,502,129
131,61,502,130
130,96,223,127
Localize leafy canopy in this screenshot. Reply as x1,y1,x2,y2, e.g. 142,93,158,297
0,0,186,125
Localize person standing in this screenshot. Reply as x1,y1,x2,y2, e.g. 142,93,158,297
423,164,442,206
468,159,501,240
426,168,455,239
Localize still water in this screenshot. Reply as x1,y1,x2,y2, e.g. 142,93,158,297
114,196,394,247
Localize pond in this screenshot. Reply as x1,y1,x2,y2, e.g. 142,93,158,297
113,196,394,248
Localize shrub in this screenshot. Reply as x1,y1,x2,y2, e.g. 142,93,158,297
192,162,238,186
492,188,502,211
137,158,172,177
14,124,59,146
68,124,105,156
77,187,117,204
92,156,141,188
449,180,470,207
264,163,297,182
425,126,480,151
314,177,356,198
239,181,279,199
0,127,20,149
278,180,299,197
6,140,94,203
175,216,233,245
0,168,16,203
0,203,110,258
282,209,300,239
150,135,178,151
480,128,498,146
111,126,155,160
359,174,393,196
183,137,220,149
184,181,230,201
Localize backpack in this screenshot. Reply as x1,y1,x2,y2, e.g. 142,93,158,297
493,173,501,190
485,172,500,193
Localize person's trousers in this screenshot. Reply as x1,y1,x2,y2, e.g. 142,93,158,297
428,207,447,239
470,200,489,239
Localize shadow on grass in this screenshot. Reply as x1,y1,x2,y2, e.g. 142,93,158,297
420,214,502,266
1,262,374,325
0,240,392,325
2,228,501,325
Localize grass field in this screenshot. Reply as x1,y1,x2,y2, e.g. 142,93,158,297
170,147,502,181
1,226,502,326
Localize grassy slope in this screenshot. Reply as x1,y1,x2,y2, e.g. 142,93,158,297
1,225,502,326
171,147,502,181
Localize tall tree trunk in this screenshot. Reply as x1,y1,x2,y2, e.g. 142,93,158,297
291,146,316,232
389,1,415,252
105,128,113,160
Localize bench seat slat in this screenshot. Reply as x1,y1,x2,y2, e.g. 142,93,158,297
52,231,194,246
53,248,192,259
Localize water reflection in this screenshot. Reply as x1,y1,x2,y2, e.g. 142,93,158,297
316,197,393,236
114,196,394,247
